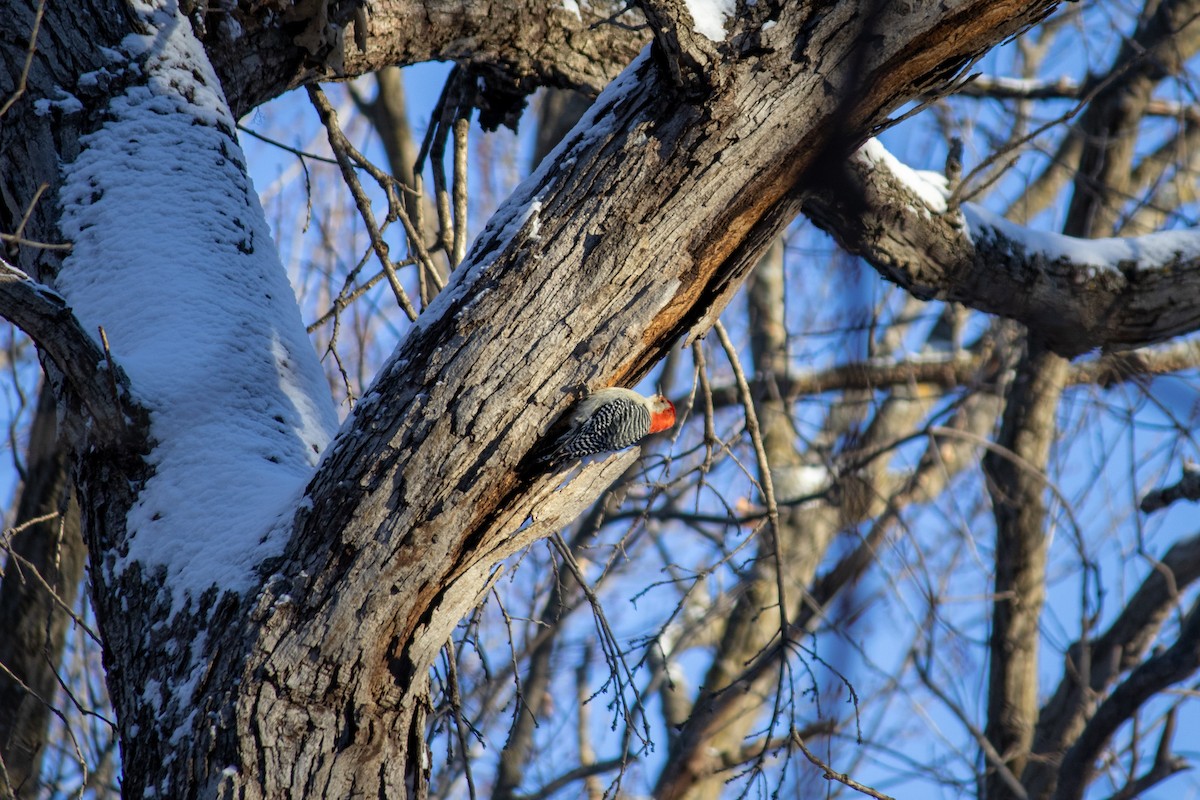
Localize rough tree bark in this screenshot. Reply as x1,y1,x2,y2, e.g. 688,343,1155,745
981,343,1064,800
193,1,1071,790
0,386,85,798
801,150,1200,358
15,0,1200,798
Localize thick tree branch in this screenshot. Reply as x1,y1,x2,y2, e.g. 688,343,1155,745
0,261,129,440
1023,533,1200,799
1052,598,1200,800
1062,0,1200,236
802,143,1200,357
194,1,1066,795
983,343,1065,800
6,0,1087,795
202,0,648,117
0,386,83,800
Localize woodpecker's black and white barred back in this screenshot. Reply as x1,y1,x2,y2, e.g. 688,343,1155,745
538,388,676,469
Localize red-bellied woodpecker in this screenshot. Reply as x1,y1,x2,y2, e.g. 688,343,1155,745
538,388,676,468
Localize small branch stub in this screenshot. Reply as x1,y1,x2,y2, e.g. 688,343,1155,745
1141,460,1200,513
638,0,726,97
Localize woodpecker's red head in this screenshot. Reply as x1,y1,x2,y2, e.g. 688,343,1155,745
647,395,676,434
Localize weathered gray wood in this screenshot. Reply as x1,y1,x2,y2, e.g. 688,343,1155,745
187,2,1064,796
803,150,1200,357
3,0,1114,797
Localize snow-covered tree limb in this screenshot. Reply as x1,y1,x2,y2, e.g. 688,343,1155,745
803,139,1200,356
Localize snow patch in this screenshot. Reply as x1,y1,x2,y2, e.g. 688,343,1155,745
964,204,1200,273
771,463,831,505
685,0,735,40
858,138,949,214
525,200,543,241
33,88,83,116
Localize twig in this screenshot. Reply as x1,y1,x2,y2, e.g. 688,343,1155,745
947,63,1127,207
914,655,1029,799
0,658,91,792
549,533,651,751
690,340,718,470
791,730,897,800
959,76,1200,122
424,68,464,262
714,319,799,780
305,264,414,333
514,757,627,800
0,232,72,252
1103,707,1191,800
6,183,74,253
235,123,338,165
443,640,478,800
713,321,786,633
452,113,470,267
0,0,46,119
0,260,129,438
1055,598,1200,800
96,326,125,432
306,85,420,321
1,517,102,646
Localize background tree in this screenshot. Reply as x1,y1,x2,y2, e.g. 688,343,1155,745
4,0,1200,798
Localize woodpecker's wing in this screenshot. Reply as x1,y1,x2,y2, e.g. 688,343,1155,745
538,392,652,467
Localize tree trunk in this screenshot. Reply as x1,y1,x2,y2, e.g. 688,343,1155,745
2,0,1094,796
0,385,84,798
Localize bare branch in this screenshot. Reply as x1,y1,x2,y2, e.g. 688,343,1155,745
1025,534,1200,798
792,730,897,800
983,344,1066,800
1102,708,1191,800
959,76,1200,122
0,260,129,439
513,756,627,800
0,0,45,120
1053,599,1200,800
713,320,786,631
1141,461,1200,513
306,85,420,321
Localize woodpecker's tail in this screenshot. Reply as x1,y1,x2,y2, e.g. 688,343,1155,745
519,432,571,478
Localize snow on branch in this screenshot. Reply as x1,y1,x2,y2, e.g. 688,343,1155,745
804,138,1200,356
53,0,339,615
